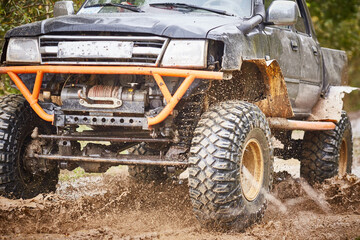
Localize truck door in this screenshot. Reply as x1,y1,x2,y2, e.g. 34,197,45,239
293,0,322,114
264,0,302,114
264,0,322,117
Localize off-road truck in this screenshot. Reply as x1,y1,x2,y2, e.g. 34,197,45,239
0,0,354,231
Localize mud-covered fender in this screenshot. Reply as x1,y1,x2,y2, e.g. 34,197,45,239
246,59,294,119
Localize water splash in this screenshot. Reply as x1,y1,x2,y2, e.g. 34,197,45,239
242,165,287,213
300,180,330,213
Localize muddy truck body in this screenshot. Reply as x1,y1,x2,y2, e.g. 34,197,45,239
0,0,354,231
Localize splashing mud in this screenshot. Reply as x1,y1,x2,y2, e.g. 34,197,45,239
1,130,360,239
0,166,359,240
319,175,360,214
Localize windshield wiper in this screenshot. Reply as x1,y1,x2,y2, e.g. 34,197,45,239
84,3,143,12
149,2,232,16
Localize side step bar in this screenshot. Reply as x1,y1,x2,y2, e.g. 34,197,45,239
268,118,336,131
35,154,188,166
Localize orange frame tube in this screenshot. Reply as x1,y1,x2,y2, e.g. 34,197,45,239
0,65,223,126
268,118,336,131
7,71,54,122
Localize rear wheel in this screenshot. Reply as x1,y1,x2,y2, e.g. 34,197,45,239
188,101,273,231
0,95,59,199
300,112,353,184
127,143,168,181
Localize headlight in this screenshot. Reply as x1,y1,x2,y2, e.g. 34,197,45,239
6,38,41,63
161,40,207,68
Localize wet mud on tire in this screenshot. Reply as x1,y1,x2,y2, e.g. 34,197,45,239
188,101,273,231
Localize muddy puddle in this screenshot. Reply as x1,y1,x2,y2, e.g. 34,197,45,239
1,165,360,239
0,133,359,239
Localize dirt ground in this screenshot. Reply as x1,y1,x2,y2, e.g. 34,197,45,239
0,118,360,239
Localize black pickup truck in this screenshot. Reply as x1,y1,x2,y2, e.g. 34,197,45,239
0,0,353,231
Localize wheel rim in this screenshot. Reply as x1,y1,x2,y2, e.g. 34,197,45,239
339,138,348,176
240,138,264,201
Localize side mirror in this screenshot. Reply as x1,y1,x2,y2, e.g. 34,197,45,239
54,1,75,17
266,1,299,26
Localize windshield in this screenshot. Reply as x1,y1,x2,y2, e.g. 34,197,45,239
78,0,253,18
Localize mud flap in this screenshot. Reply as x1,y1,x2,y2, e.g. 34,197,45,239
309,86,359,122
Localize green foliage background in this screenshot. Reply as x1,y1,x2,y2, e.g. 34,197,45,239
0,0,359,110
307,0,360,111
0,0,84,94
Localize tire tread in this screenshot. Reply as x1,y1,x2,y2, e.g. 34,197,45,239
188,101,273,231
300,112,353,184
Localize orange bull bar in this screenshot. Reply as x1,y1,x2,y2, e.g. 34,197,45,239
0,66,223,126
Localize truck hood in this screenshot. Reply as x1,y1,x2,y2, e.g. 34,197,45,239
5,12,240,39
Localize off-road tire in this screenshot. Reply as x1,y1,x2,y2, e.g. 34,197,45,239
127,143,168,181
188,101,273,231
300,111,353,184
0,95,59,199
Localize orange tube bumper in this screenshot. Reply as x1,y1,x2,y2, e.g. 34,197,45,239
0,65,223,126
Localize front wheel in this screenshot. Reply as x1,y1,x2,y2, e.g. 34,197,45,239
188,101,273,231
0,95,59,199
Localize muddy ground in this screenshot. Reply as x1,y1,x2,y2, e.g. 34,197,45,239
0,118,360,239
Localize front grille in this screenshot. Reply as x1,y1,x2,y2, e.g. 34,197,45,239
39,35,168,66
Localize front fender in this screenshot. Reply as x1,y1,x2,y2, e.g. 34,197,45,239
249,59,294,118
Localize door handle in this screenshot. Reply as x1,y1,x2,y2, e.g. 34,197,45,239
312,46,319,56
291,40,298,51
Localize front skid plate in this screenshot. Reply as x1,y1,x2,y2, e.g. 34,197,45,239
54,114,148,129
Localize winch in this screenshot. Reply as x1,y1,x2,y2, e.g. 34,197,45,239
60,85,148,114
